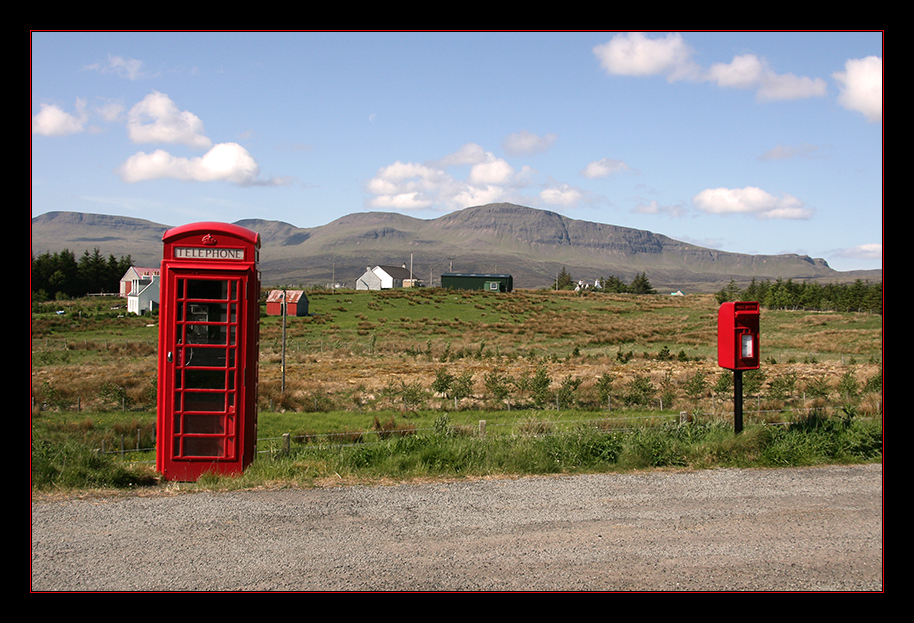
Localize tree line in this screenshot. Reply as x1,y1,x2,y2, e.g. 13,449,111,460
31,248,135,300
716,277,882,314
556,266,657,294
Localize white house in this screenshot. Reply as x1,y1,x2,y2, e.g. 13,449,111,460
120,267,160,315
356,265,416,290
120,267,160,296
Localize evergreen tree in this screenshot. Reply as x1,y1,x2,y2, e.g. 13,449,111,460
556,266,574,290
601,275,628,293
629,272,656,294
31,248,134,298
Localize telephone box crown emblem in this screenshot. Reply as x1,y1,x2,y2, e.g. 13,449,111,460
202,234,217,245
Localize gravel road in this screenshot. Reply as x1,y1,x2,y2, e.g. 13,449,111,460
31,463,883,592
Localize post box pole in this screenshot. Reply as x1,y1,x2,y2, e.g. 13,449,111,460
733,369,743,434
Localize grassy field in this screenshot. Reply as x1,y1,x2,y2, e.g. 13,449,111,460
31,288,883,490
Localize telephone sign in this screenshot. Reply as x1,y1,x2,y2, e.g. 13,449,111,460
156,222,261,481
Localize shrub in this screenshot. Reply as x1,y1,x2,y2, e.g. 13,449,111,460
529,366,552,406
683,370,709,400
622,375,655,407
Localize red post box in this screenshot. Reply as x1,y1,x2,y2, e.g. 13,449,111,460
717,301,760,371
156,222,261,481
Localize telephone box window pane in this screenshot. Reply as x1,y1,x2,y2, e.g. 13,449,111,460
186,279,228,300
184,347,228,369
184,413,227,434
185,368,227,389
186,304,229,344
183,392,226,412
183,437,225,458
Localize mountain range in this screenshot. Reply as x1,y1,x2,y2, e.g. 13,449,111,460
30,202,881,293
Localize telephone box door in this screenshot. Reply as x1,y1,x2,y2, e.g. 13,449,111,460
162,272,246,472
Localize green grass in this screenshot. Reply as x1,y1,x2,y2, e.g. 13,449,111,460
264,289,723,362
31,288,883,492
31,405,882,492
263,407,881,483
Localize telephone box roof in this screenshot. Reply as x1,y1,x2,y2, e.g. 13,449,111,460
162,222,260,246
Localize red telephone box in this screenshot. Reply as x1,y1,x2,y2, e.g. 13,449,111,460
156,222,261,481
718,301,760,371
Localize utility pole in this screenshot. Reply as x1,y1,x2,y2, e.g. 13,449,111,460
281,289,287,393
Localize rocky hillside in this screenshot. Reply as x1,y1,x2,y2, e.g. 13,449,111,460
31,203,880,293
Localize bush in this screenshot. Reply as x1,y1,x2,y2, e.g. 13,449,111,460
759,409,882,466
622,375,655,406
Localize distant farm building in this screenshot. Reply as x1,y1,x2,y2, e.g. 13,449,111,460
266,290,309,316
356,265,421,290
441,273,513,292
120,266,160,315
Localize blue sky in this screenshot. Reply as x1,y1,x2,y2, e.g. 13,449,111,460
31,31,883,272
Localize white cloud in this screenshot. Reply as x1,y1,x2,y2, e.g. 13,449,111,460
502,130,557,156
468,154,516,186
452,185,511,209
592,32,700,81
115,91,287,186
595,34,828,102
633,199,687,218
432,143,488,168
365,160,448,209
582,157,631,179
706,53,826,101
759,143,822,161
95,99,126,123
367,144,531,211
706,54,766,89
835,242,882,262
367,139,603,212
126,91,213,149
116,142,284,186
106,55,144,80
368,191,436,211
540,184,584,207
85,54,146,80
31,99,88,136
833,56,882,122
693,186,812,220
757,71,827,101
